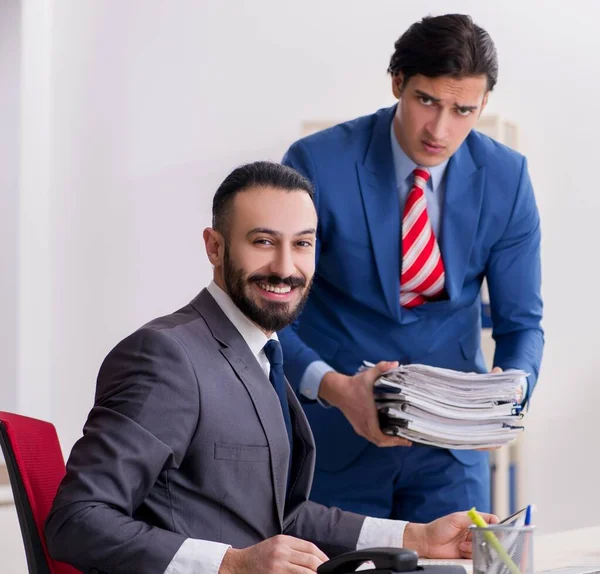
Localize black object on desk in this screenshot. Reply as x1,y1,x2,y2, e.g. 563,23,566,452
317,547,467,574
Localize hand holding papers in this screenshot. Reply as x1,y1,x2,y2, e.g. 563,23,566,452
365,362,527,450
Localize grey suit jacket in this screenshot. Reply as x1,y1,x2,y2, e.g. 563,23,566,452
45,289,365,574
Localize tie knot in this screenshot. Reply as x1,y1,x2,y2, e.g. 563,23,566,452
413,168,431,191
263,339,283,367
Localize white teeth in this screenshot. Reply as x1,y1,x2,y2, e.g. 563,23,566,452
259,283,292,294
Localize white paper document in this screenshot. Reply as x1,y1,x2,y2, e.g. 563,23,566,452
363,362,528,450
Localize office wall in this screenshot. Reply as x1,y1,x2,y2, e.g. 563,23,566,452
18,0,54,421
0,0,20,413
16,0,600,534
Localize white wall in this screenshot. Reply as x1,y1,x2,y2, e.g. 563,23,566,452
0,0,20,413
18,0,54,421
14,0,600,535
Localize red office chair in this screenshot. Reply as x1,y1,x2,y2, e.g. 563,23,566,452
0,411,80,574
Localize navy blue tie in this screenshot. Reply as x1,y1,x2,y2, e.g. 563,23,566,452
263,339,294,459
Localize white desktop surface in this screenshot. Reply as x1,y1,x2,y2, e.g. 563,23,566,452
535,525,600,571
419,525,600,573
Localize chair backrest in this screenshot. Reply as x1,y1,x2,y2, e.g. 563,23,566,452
0,411,80,574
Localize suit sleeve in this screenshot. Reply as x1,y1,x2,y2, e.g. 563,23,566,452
278,141,328,394
45,328,200,574
284,499,366,556
486,156,544,402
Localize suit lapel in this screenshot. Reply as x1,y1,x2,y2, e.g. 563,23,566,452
280,384,317,526
440,139,485,301
219,347,289,527
285,386,314,501
191,290,289,529
356,106,402,321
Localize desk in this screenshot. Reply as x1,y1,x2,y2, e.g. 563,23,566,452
535,525,600,571
419,525,600,573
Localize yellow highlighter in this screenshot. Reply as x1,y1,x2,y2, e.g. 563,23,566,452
467,507,521,574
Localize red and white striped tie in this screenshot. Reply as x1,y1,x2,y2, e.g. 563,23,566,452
400,168,446,308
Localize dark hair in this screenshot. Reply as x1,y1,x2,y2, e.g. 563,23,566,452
212,161,314,237
387,14,498,91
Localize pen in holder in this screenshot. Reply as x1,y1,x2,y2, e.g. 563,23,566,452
470,524,535,574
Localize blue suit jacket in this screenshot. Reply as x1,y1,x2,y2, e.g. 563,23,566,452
279,105,544,470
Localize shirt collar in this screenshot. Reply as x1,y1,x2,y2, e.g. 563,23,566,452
389,119,449,192
206,280,277,360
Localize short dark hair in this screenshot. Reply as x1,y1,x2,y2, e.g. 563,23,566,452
212,161,314,237
387,14,498,91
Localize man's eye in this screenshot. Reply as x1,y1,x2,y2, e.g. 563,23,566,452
296,240,313,248
254,239,273,246
419,96,434,106
456,108,473,117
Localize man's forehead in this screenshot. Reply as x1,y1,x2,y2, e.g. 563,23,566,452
233,185,312,206
231,187,317,232
411,74,487,104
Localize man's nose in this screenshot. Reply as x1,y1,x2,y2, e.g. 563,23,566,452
269,247,296,279
426,110,450,141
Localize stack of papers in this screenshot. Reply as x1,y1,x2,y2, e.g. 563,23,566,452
366,362,527,449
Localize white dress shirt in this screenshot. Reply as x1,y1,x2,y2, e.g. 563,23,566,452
165,281,408,573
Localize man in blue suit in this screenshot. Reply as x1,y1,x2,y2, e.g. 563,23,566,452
278,13,544,523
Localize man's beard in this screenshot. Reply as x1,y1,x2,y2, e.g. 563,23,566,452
223,249,312,332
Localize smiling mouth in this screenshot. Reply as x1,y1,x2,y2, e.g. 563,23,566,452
258,282,292,294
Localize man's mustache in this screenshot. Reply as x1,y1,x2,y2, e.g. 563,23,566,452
248,274,307,288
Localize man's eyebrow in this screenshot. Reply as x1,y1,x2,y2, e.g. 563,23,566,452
246,227,316,238
456,103,479,111
247,228,281,237
294,228,317,236
415,89,441,104
415,89,478,111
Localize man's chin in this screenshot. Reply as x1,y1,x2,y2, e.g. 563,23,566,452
249,288,305,310
250,310,297,333
249,294,288,311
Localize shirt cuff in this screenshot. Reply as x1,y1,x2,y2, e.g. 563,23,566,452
163,538,231,574
299,360,335,406
356,516,409,550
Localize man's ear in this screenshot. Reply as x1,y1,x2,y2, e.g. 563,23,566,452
203,227,225,266
391,72,404,99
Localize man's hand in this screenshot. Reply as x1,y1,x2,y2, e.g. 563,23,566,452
404,511,499,559
219,535,329,574
319,361,411,448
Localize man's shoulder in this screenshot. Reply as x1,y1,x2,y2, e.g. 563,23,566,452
112,294,216,358
462,130,535,202
287,106,392,157
140,303,202,336
466,129,525,171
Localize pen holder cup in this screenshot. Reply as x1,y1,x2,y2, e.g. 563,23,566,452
470,524,535,574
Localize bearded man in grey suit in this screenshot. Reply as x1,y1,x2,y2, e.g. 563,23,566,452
45,162,496,574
